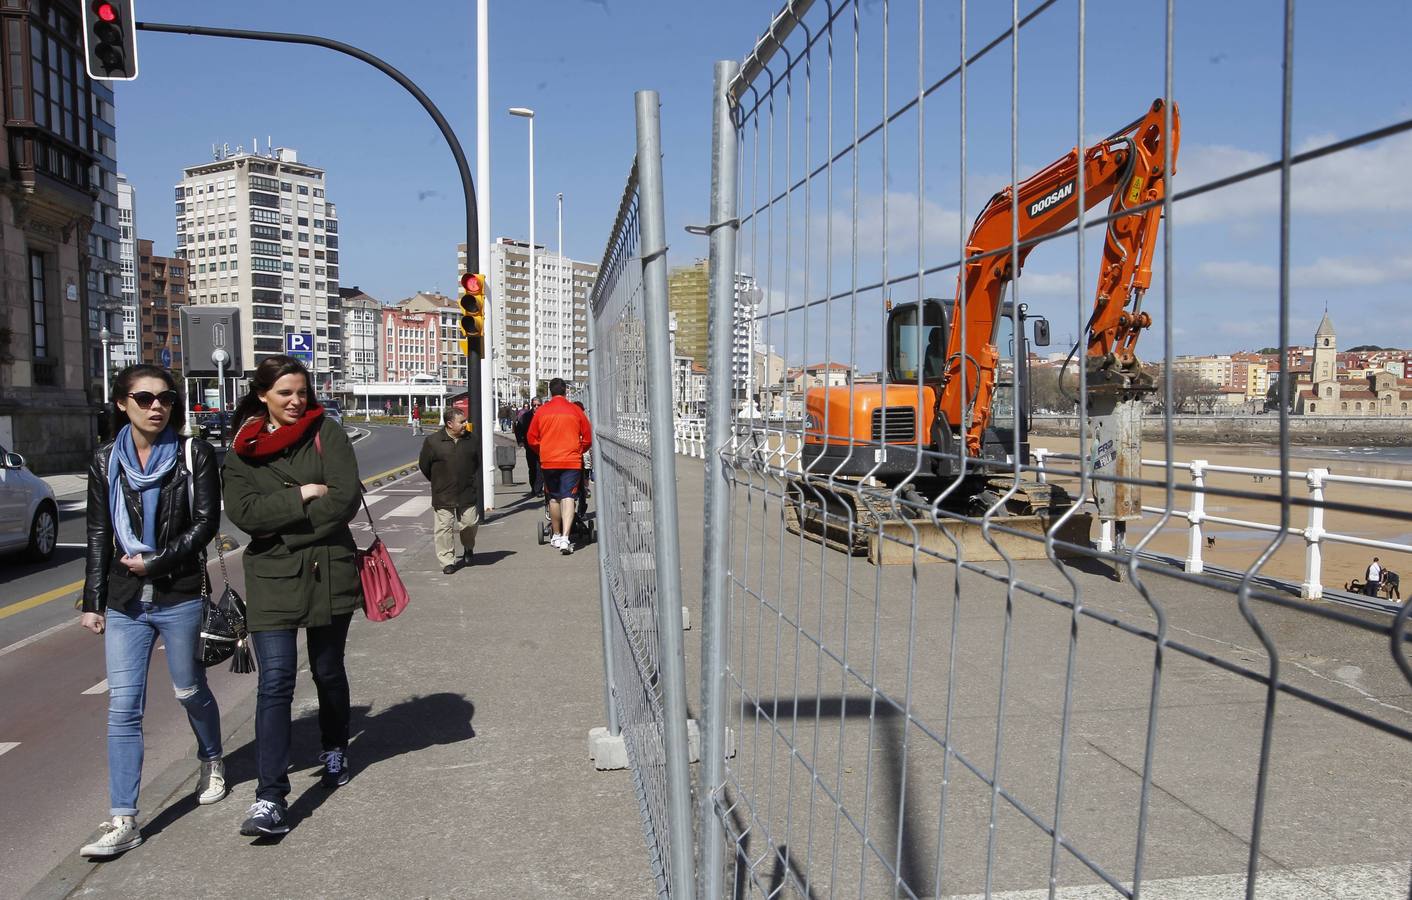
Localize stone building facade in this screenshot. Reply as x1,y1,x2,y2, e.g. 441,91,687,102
1295,313,1412,416
0,0,109,472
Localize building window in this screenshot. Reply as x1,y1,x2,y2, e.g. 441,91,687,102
29,250,47,357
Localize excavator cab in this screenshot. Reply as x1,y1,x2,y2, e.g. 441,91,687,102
886,299,949,384
880,297,1050,478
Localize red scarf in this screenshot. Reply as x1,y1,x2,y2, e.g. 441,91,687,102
232,403,325,461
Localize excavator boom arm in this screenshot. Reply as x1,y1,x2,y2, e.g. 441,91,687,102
939,99,1179,453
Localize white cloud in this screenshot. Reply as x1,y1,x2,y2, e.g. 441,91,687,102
823,190,964,261
1196,255,1412,290
1176,131,1412,224
1015,271,1078,296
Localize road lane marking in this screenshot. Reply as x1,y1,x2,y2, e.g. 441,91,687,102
0,579,84,620
0,742,19,758
0,618,79,658
1,545,247,625
82,679,109,695
387,497,432,518
361,459,419,488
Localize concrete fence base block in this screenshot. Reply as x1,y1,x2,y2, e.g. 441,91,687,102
686,719,737,763
588,726,628,771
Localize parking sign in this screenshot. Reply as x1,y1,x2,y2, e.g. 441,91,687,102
286,332,315,362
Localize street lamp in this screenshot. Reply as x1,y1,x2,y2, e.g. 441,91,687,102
98,327,114,404
508,106,536,397
557,191,565,385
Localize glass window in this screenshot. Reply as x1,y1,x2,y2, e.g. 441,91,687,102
29,251,47,357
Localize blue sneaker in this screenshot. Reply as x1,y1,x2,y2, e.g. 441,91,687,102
240,800,290,836
319,748,351,788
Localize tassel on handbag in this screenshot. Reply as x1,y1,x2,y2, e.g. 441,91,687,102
230,634,255,674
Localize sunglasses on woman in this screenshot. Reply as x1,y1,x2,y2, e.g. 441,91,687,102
126,390,180,409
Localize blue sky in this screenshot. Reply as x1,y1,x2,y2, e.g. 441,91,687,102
116,1,1411,365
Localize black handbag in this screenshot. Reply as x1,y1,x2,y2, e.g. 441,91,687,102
197,548,253,672
184,437,254,673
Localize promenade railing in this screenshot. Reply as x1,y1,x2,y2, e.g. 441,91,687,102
1035,450,1412,608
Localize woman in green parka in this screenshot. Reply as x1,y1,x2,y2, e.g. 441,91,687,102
221,355,363,838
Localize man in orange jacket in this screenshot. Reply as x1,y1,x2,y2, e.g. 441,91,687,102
526,378,593,554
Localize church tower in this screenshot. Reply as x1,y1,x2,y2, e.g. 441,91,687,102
1312,311,1336,385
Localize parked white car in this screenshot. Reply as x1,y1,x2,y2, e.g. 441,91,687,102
0,444,58,561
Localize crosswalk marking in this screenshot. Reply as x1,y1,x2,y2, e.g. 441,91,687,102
386,496,432,518
82,679,108,695
361,493,392,507
0,742,19,758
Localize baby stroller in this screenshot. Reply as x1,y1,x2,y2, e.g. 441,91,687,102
536,459,597,547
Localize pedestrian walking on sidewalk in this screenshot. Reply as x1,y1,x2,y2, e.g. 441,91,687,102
222,355,364,838
527,378,593,555
79,364,226,859
515,398,542,497
419,407,482,573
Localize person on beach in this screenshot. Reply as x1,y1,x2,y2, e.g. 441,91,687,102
79,365,226,858
222,356,364,837
1364,557,1382,597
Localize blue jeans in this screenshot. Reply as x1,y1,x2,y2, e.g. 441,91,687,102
251,613,353,805
105,594,223,817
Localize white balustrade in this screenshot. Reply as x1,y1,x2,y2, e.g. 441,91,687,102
1032,448,1410,604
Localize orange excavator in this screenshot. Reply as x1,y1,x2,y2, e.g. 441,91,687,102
791,99,1179,557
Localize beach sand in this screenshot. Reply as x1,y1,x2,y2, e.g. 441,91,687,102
1032,437,1412,598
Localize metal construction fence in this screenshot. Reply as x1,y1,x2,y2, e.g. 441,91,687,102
588,91,696,900
685,2,1412,900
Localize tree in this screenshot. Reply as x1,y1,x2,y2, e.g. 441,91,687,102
1150,369,1207,413
1027,366,1078,414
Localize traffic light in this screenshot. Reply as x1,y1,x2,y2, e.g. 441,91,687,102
82,0,139,81
459,272,486,353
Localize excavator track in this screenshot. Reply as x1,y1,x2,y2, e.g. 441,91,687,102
783,475,1092,564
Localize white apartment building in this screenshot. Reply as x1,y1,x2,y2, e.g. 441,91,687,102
469,238,596,401
115,174,139,367
338,287,382,384
733,272,761,391
175,147,342,383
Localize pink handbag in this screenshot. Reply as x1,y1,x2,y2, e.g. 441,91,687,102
356,495,410,622
313,431,409,621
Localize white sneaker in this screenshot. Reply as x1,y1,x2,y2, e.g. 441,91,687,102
80,816,142,858
197,758,227,805
550,534,565,550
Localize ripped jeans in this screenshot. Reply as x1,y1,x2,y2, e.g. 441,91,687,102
104,590,223,817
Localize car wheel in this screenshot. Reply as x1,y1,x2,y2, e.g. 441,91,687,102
26,502,57,562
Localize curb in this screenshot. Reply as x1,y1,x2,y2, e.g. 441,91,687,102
24,679,264,900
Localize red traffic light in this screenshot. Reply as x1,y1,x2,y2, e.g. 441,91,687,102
460,272,483,294
94,1,118,22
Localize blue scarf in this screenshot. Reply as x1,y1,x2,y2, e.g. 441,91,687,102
108,425,179,557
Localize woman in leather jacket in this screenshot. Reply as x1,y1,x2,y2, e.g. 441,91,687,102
78,365,227,859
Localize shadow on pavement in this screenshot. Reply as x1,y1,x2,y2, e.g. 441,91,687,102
468,550,516,566
142,691,478,842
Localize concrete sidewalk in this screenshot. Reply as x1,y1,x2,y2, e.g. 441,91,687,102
31,458,655,899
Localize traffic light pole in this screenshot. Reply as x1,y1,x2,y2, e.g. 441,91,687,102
136,20,484,514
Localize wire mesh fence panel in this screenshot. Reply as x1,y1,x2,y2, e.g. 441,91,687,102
591,93,696,900
696,2,1412,899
